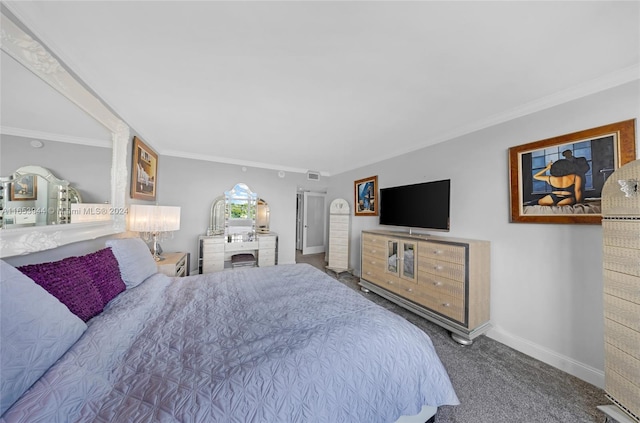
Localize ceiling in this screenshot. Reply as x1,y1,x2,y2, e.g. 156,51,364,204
3,1,639,176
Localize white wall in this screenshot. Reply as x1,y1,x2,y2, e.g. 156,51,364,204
155,156,320,271
325,80,640,388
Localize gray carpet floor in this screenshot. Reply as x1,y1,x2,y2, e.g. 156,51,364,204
298,253,606,423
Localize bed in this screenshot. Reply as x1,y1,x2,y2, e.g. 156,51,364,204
0,238,458,423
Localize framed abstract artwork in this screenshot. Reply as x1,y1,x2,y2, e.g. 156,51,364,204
354,175,378,216
131,136,158,201
508,119,636,224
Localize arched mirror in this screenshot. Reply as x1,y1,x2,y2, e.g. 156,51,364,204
208,196,225,235
0,10,128,257
0,165,79,228
256,199,270,233
224,183,257,241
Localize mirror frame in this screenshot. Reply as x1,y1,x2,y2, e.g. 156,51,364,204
0,11,128,257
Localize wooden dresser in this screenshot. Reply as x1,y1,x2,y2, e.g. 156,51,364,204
600,159,640,423
360,230,490,344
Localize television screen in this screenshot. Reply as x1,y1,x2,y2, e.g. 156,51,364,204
379,179,450,231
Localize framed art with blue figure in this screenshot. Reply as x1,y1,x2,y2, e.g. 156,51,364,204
354,175,378,216
509,119,636,224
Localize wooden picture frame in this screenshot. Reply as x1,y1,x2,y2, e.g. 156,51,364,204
10,174,37,201
509,119,636,224
354,175,378,216
131,136,158,201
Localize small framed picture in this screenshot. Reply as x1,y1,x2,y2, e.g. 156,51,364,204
354,175,378,216
131,136,158,201
508,119,636,224
10,174,37,201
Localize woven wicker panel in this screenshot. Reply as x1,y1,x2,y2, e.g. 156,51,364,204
604,294,640,332
419,241,466,265
602,159,640,217
603,245,640,277
602,221,640,249
605,318,640,361
604,269,640,305
605,366,640,421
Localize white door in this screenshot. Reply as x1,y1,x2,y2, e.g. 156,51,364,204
302,191,326,255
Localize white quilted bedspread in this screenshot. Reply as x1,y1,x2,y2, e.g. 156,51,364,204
2,264,458,423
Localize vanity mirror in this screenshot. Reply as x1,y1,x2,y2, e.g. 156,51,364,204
225,183,257,240
0,10,128,257
207,186,270,238
0,165,84,228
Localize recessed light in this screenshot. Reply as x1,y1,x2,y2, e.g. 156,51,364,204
30,140,44,148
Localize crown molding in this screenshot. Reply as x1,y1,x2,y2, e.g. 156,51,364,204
0,126,111,149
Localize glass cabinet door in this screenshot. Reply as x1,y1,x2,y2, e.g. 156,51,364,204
387,240,398,274
401,242,416,281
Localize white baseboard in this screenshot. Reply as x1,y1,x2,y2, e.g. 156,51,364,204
486,326,605,388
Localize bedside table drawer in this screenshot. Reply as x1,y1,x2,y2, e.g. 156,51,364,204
158,252,190,277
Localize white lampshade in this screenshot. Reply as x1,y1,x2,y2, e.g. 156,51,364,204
128,205,181,233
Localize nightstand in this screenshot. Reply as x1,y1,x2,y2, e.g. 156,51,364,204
157,252,190,277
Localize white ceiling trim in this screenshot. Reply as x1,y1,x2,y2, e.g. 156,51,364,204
160,148,325,176
0,126,111,149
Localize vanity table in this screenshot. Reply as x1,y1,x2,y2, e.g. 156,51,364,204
198,183,277,274
198,233,278,273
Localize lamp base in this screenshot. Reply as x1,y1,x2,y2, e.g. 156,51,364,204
151,235,164,261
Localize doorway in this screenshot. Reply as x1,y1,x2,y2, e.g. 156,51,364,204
296,191,326,256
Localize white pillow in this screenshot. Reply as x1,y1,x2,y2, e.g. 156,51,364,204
105,237,157,288
0,260,87,415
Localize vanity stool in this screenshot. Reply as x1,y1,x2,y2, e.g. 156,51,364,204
231,253,257,268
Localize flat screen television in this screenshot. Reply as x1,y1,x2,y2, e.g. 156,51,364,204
379,179,450,231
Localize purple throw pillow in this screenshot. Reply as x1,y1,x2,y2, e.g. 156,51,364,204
83,248,126,306
18,256,104,322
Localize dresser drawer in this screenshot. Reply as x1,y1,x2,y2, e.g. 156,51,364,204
362,241,387,261
603,220,640,249
226,241,259,252
603,245,640,277
605,318,640,361
408,289,465,324
259,236,277,248
418,256,465,282
604,293,640,332
419,241,466,265
362,233,387,249
417,273,465,301
604,269,640,305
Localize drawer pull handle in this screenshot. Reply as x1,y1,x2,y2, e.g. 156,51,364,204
371,249,377,253
433,281,443,286
406,288,413,292
442,303,450,307
433,250,443,255
434,265,443,271
366,272,372,275
387,280,394,285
